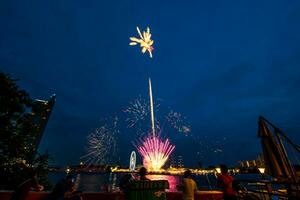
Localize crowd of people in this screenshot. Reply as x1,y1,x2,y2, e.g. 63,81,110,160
176,165,237,200
10,165,238,200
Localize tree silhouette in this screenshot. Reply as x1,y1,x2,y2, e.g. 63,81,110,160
0,72,51,189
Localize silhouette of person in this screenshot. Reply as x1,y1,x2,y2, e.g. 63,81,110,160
217,164,237,200
10,169,44,200
139,167,150,181
177,170,198,200
49,174,82,200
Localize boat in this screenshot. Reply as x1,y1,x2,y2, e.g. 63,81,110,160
236,116,300,199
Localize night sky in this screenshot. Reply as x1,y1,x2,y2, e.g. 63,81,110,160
1,0,300,167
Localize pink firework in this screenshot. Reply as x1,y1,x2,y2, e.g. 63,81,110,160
137,135,175,171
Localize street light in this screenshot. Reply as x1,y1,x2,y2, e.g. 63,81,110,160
215,167,221,174
258,167,265,174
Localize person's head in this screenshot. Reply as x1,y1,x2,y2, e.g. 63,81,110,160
184,170,192,178
220,164,228,174
139,167,147,177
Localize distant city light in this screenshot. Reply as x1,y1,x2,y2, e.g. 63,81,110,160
66,167,71,174
258,167,265,174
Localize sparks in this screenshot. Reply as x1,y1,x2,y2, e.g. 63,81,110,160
129,27,175,171
129,26,154,58
81,117,118,165
124,96,149,128
166,110,191,134
137,135,175,171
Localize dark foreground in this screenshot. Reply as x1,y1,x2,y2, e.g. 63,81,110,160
0,190,223,200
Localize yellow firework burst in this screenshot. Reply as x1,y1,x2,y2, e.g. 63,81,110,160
129,26,154,58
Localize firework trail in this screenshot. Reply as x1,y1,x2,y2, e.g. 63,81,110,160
127,26,189,170
81,116,119,165
136,79,175,171
149,78,155,137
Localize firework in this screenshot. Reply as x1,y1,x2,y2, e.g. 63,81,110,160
81,117,118,165
129,27,154,58
137,135,175,171
124,96,160,128
149,78,155,137
166,110,191,134
129,26,175,171
193,135,225,159
124,96,149,128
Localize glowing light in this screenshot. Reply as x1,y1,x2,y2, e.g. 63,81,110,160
66,167,71,174
130,26,154,58
166,110,191,134
129,151,137,171
111,167,118,172
81,117,118,165
137,135,175,171
129,27,175,171
124,96,190,136
149,78,155,137
124,96,149,128
258,167,265,174
146,174,178,191
135,79,175,171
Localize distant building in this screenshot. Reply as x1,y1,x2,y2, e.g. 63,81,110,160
168,154,184,168
31,95,56,151
238,154,265,168
177,155,184,168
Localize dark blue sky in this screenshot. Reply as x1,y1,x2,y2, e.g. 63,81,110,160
1,0,300,167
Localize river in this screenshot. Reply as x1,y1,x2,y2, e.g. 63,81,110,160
48,172,263,192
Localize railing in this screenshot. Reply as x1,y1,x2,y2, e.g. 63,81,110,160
236,179,300,200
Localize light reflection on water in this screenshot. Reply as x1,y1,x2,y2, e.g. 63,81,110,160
49,172,184,192
48,172,260,192
146,174,179,191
